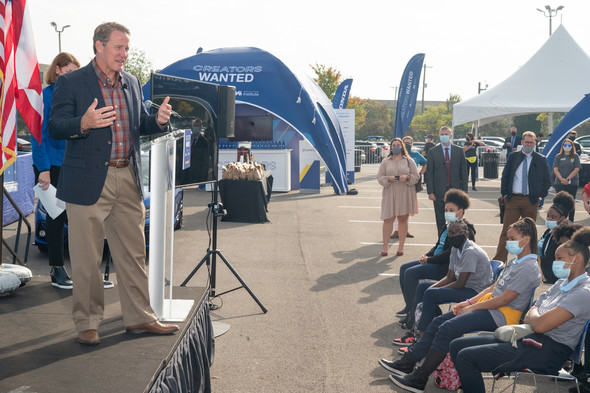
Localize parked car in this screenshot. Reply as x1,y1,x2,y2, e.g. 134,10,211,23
537,139,549,153
413,141,426,154
374,141,390,158
475,139,507,164
454,138,506,165
481,136,506,144
575,136,590,155
355,148,367,163
355,140,381,163
17,138,31,152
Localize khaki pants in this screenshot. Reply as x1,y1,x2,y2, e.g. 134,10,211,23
493,195,539,262
67,166,156,332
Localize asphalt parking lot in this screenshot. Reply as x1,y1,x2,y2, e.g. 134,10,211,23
4,162,587,392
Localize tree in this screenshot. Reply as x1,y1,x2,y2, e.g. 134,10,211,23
123,48,153,86
513,114,541,134
356,99,393,139
346,96,367,133
310,63,342,100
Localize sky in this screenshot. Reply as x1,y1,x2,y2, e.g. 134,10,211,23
27,0,590,103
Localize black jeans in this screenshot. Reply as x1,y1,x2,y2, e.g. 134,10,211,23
466,159,478,188
408,310,497,361
553,183,578,221
450,335,516,393
33,165,66,267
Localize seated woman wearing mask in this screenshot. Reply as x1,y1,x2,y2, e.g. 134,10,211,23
539,191,576,284
379,218,541,393
450,227,590,393
393,220,492,348
396,190,475,330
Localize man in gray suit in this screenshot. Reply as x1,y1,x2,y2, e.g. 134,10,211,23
425,126,468,234
49,22,179,345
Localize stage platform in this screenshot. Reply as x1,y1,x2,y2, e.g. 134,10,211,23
0,277,213,393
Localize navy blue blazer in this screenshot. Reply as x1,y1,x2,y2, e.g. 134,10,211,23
48,62,163,205
503,135,522,155
500,150,551,204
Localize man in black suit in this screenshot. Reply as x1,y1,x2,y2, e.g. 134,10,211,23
502,127,522,157
492,131,551,262
49,22,178,345
425,126,468,234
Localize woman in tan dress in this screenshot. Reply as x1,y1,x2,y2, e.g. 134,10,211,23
377,138,420,256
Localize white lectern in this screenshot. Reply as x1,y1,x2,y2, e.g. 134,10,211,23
142,131,193,322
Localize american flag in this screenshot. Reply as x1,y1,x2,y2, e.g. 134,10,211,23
0,0,42,175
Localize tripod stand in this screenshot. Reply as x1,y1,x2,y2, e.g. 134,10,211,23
180,181,267,313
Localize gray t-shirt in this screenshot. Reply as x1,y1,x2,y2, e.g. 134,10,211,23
553,154,581,186
535,275,590,350
489,254,542,326
449,240,493,294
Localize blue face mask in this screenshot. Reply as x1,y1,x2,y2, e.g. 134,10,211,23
506,239,525,255
440,135,451,144
445,211,458,222
545,220,558,229
391,146,402,155
552,259,575,279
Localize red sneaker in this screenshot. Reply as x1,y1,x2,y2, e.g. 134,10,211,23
392,331,416,346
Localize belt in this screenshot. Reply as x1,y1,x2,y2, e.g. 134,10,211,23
512,193,528,197
108,158,130,168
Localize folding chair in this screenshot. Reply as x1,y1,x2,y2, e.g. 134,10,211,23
491,319,590,393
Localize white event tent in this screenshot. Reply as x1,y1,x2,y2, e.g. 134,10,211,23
453,25,590,127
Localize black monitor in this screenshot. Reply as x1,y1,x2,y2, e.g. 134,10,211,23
148,73,235,186
229,115,273,141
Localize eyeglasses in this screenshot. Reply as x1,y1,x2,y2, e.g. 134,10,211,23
563,144,572,148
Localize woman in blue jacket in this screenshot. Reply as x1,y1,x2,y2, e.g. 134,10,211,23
32,52,79,289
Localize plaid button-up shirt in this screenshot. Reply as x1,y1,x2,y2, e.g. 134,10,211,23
92,59,131,161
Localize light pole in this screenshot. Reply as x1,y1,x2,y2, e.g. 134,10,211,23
421,63,432,114
536,5,564,36
478,81,488,94
50,22,71,52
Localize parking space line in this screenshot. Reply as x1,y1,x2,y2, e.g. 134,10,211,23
350,220,546,229
340,206,500,212
360,241,498,249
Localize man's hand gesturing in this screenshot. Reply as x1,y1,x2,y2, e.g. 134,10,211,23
81,98,115,132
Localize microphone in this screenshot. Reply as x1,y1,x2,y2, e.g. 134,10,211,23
122,83,128,90
145,100,181,118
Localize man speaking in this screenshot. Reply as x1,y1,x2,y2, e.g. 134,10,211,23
49,22,178,345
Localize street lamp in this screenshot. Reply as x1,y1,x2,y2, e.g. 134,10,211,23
50,22,71,52
536,5,564,36
478,81,488,94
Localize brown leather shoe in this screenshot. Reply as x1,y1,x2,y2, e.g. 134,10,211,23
126,320,179,335
78,329,100,345
390,231,399,239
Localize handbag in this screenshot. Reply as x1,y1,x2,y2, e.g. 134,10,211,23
433,353,461,390
493,324,535,348
415,180,423,193
406,158,423,192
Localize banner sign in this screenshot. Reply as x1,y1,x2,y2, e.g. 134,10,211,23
182,129,192,170
332,79,353,109
394,53,425,139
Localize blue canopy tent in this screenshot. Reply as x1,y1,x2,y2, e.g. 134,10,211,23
143,47,348,194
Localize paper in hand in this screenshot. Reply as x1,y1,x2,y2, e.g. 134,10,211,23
33,184,66,219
